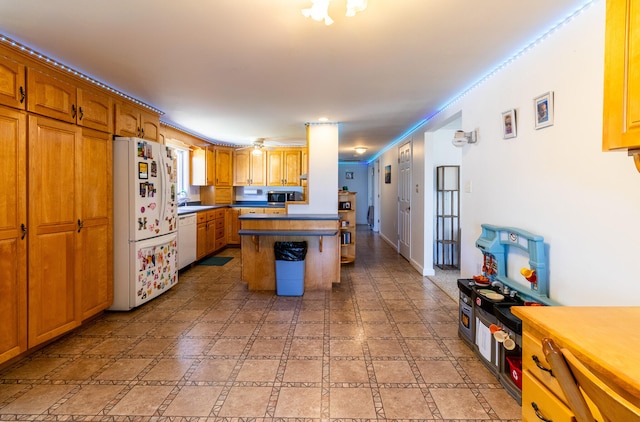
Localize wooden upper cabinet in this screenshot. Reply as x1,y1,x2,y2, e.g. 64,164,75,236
191,147,214,186
603,0,640,152
267,149,302,186
114,102,159,141
140,109,159,141
0,56,26,110
206,148,215,186
0,106,27,364
215,147,233,186
25,68,113,132
234,148,266,186
26,68,77,123
77,88,112,133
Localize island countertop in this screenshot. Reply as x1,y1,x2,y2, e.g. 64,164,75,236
239,213,340,220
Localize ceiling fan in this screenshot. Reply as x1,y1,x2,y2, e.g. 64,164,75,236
236,138,276,155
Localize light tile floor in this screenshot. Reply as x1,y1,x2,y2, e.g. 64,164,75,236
0,227,522,421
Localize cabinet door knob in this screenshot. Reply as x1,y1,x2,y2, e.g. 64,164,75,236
20,223,27,240
77,219,84,233
71,104,77,119
19,86,25,103
78,106,84,121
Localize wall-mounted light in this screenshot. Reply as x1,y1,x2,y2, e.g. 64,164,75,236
452,130,478,147
354,147,367,154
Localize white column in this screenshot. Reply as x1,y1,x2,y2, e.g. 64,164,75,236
287,123,339,215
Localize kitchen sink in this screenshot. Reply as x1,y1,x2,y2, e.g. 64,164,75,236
177,205,216,214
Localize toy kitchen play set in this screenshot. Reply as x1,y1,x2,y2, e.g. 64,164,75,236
457,224,560,404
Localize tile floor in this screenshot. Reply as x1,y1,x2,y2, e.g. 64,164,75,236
0,227,522,421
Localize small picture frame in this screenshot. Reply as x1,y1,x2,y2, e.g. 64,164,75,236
534,91,554,129
138,162,149,179
345,171,354,180
384,165,391,184
502,109,517,139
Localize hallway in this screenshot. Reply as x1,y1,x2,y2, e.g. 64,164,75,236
0,227,521,421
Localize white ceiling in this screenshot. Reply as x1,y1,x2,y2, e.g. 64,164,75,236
0,0,591,161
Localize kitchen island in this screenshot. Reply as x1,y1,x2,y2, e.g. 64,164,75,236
239,213,341,291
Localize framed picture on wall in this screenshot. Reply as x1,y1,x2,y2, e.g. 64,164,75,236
346,171,354,179
534,91,554,129
502,109,517,139
384,165,391,184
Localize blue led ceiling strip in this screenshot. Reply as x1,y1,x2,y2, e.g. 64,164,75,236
364,0,598,164
0,34,163,115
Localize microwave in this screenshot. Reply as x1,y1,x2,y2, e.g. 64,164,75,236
267,191,303,204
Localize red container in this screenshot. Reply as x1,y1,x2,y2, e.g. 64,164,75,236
506,356,523,389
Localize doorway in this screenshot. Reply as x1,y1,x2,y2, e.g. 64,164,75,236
398,141,411,259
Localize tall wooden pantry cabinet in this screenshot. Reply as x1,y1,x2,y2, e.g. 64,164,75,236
0,42,123,365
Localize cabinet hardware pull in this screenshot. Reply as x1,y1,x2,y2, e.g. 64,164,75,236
532,355,554,376
71,104,77,119
531,402,552,422
19,86,25,103
20,223,27,239
141,127,145,138
77,219,83,233
78,106,84,121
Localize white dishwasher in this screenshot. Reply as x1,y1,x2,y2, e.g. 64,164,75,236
178,213,197,270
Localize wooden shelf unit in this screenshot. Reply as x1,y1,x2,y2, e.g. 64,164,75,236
338,191,356,264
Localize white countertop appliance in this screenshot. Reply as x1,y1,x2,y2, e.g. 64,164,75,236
109,137,178,310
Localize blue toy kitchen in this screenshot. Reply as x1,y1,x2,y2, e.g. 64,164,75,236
457,224,560,403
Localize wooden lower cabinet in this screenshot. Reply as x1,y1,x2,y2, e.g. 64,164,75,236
0,106,27,363
227,208,241,245
196,209,227,259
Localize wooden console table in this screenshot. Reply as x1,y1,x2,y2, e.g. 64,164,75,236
512,306,640,420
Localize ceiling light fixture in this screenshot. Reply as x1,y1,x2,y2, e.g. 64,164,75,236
251,145,263,156
302,0,368,26
354,147,367,154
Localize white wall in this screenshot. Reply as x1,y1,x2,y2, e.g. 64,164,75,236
421,1,638,305
338,163,369,224
377,149,399,248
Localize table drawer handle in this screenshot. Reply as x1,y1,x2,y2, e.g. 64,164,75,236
532,354,554,376
531,402,553,422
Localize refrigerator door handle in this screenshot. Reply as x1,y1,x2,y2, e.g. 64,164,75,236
159,150,166,226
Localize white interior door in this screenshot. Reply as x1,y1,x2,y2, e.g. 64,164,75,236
398,142,411,258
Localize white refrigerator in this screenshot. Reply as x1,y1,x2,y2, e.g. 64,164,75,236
110,137,179,311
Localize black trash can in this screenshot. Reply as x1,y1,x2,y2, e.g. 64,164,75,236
274,241,307,296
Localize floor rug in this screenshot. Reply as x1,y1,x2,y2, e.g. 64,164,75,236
198,256,233,266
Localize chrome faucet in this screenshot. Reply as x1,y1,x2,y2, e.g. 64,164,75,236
177,190,189,206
